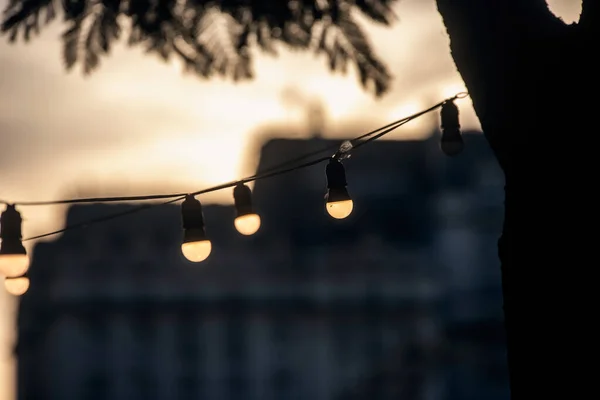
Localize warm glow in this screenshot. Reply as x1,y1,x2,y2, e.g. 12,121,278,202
387,102,422,122
303,76,364,120
546,0,582,24
4,276,29,296
326,200,354,219
128,136,245,187
441,83,468,99
0,254,29,278
181,240,212,262
234,214,261,236
384,102,430,139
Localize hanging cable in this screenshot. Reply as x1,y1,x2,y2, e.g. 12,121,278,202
22,196,186,242
13,93,468,242
4,93,467,208
19,122,405,242
246,110,416,179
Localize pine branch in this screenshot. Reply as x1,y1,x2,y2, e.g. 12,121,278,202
254,19,279,55
354,0,397,25
2,0,399,97
62,20,82,70
98,7,121,53
195,6,252,81
316,12,392,96
1,0,55,41
84,13,102,74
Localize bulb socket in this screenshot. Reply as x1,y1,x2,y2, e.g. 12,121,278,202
325,159,351,203
326,159,347,189
181,195,205,230
233,183,254,217
0,205,26,256
183,228,208,244
1,205,23,240
326,187,352,203
0,239,26,256
440,100,460,131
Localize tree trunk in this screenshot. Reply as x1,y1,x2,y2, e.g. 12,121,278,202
436,1,597,398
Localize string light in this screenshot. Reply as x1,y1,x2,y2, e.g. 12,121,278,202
440,99,464,156
4,272,29,296
0,93,468,292
233,183,261,236
180,195,212,263
325,158,353,219
0,205,29,278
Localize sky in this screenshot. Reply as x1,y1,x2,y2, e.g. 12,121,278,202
0,0,581,398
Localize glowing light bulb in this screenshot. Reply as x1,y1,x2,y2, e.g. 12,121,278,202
4,275,29,296
181,195,211,263
0,254,29,278
233,183,261,236
234,214,261,236
440,128,464,156
181,240,212,263
325,159,354,220
326,199,354,219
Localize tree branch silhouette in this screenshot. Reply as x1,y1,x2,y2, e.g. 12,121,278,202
1,0,396,96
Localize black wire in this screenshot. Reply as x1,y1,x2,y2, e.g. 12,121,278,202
229,93,466,176
22,196,186,242
6,95,460,207
6,124,388,207
20,119,411,242
8,117,402,207
352,99,449,150
16,93,467,242
12,193,188,206
245,113,415,179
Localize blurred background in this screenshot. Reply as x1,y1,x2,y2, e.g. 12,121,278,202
0,0,580,399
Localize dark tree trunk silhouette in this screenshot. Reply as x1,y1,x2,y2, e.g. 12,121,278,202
437,1,596,398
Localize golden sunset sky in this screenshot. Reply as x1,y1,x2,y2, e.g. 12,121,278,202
0,1,580,398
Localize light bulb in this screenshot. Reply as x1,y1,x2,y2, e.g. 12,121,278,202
325,159,354,220
440,99,464,156
234,214,261,236
4,276,29,296
181,195,211,262
181,240,212,263
233,183,261,236
326,199,354,219
440,128,464,156
0,254,29,278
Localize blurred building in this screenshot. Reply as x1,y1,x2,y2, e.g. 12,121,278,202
15,132,507,400
433,134,508,400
